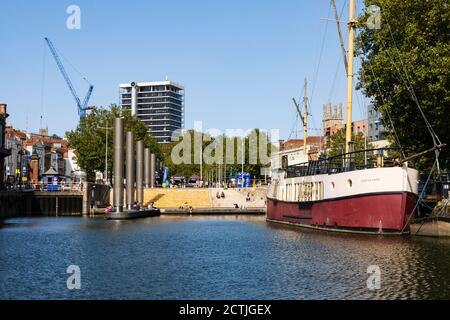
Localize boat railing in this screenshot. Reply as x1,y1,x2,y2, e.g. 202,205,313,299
285,147,402,178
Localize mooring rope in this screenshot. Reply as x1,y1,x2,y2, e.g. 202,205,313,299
401,156,438,234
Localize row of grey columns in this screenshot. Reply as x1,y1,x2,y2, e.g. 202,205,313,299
113,117,157,213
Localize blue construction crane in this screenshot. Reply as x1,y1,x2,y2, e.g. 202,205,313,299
44,37,95,119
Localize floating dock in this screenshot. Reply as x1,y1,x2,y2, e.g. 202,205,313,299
105,208,160,220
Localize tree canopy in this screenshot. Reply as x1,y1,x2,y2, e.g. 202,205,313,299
326,128,374,164
162,129,274,181
65,104,161,180
357,0,449,171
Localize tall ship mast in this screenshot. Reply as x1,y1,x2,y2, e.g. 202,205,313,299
266,0,420,235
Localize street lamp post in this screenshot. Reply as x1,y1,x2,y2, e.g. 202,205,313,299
105,124,108,184
241,137,244,187
99,123,112,185
200,139,203,184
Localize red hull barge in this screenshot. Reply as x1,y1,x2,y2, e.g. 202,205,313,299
266,192,417,234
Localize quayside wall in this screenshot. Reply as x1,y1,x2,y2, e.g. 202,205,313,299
0,183,110,218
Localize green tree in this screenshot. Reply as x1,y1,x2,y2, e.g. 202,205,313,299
326,128,373,165
161,129,207,178
357,0,449,171
65,104,161,180
226,129,273,180
162,129,273,182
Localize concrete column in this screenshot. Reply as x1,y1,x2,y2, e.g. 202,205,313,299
82,181,90,215
131,82,137,117
136,141,144,205
144,148,150,188
113,117,124,212
126,132,135,210
150,153,156,188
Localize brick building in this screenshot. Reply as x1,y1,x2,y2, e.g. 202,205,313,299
25,135,68,181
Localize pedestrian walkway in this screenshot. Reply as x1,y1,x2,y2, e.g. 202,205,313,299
209,188,266,208
144,189,212,208
142,187,267,209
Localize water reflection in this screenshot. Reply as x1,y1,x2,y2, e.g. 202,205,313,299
1,216,449,299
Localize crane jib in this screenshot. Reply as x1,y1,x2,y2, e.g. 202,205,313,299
44,37,95,119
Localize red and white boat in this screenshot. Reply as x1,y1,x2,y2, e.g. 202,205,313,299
266,0,421,235
267,159,419,234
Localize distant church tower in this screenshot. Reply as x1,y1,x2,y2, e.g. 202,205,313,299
322,103,343,144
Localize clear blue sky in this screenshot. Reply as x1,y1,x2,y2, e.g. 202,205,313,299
0,0,368,139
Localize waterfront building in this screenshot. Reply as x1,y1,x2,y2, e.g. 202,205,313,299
29,141,46,176
4,126,29,183
352,119,368,137
25,133,69,182
66,148,83,183
278,137,325,160
270,136,325,179
0,124,72,185
0,104,11,186
368,103,385,141
119,81,185,143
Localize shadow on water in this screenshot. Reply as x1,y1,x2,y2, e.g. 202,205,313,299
0,217,53,229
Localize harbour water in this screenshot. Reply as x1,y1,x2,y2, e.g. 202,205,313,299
1,215,450,300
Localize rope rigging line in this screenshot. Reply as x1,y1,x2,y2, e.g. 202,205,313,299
383,47,439,146
287,113,300,140
310,2,331,106
354,59,367,119
327,55,342,103
382,42,443,177
39,41,47,130
306,1,333,137
289,0,348,141
418,198,435,211
357,32,405,158
401,154,439,234
288,83,304,140
435,201,449,218
354,3,405,154
327,0,347,103
384,17,442,147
